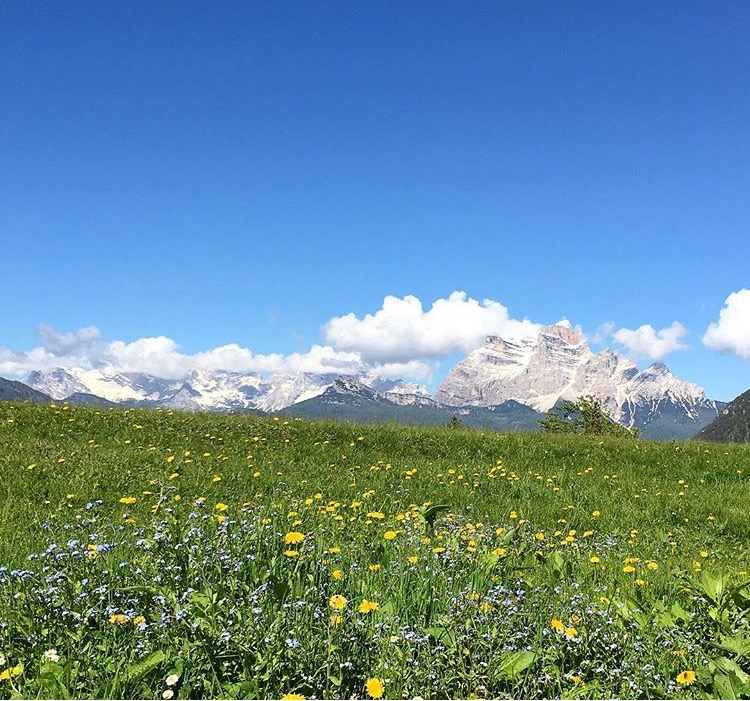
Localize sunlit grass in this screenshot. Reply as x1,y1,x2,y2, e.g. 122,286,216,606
0,402,748,698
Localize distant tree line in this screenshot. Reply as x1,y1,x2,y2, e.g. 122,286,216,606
539,395,639,438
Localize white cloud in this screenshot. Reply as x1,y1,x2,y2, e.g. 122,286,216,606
588,321,616,345
0,293,539,384
323,291,541,363
0,326,369,381
703,289,750,360
38,324,102,357
613,321,688,361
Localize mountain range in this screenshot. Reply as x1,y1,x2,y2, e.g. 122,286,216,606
0,321,729,440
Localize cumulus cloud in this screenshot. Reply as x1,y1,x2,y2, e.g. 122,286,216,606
613,321,688,361
0,292,540,384
38,324,102,357
702,289,750,360
588,321,616,345
0,326,371,381
323,291,541,363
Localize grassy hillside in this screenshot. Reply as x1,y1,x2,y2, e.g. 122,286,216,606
0,402,749,699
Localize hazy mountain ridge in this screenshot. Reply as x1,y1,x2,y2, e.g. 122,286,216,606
8,321,725,440
24,366,430,414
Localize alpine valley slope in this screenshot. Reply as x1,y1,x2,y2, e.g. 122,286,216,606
435,321,723,439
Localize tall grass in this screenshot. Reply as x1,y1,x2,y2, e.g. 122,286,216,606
0,402,748,698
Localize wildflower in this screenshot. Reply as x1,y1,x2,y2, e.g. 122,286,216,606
109,613,130,625
332,569,344,580
589,556,601,564
366,677,385,699
281,695,306,700
42,649,60,663
133,615,146,627
165,674,179,686
551,618,565,632
432,546,446,554
359,599,380,614
535,532,545,541
408,555,419,564
676,670,697,686
366,511,385,519
329,595,347,610
329,613,343,626
646,561,659,570
212,474,222,482
0,664,22,681
162,691,174,700
623,565,636,574
369,564,381,572
383,530,398,540
635,578,645,586
215,503,228,512
592,510,601,518
118,497,137,505
284,550,299,558
284,531,305,545
700,550,709,558
564,626,578,639
491,547,507,557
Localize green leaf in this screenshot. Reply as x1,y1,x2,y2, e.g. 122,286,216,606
496,651,537,679
425,626,458,649
422,504,450,533
38,662,70,700
125,650,166,684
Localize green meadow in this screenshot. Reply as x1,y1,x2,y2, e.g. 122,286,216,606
0,401,749,699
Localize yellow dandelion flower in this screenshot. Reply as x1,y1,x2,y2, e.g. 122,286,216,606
535,532,545,541
212,474,222,482
492,547,507,557
329,613,343,626
369,564,381,572
383,530,398,540
591,510,601,518
551,618,565,632
284,531,305,545
589,555,601,564
109,613,130,625
359,599,380,614
676,670,697,686
366,511,385,519
366,677,385,699
329,595,347,610
281,694,306,700
118,497,137,505
408,555,419,564
623,565,636,573
284,549,299,557
332,569,344,580
564,626,578,639
646,561,659,570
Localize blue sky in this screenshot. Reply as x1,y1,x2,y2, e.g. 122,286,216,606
1,2,749,400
